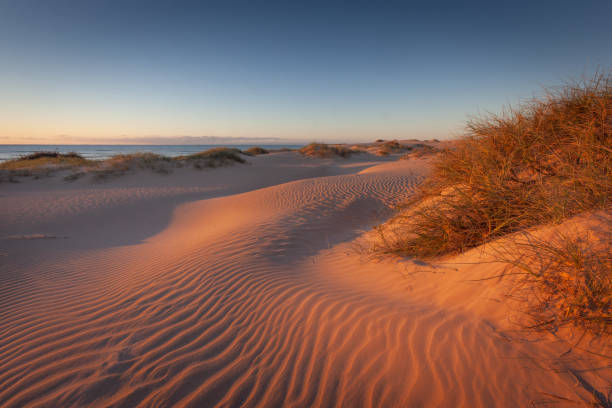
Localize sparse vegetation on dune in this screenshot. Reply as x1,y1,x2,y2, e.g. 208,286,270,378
268,147,296,153
1,147,250,183
496,225,611,335
375,73,611,334
178,147,246,168
374,140,412,156
299,143,355,158
0,152,93,182
400,144,442,159
243,146,269,156
105,153,172,171
88,153,173,181
0,152,91,170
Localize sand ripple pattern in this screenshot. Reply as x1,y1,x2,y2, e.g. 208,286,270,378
0,170,597,407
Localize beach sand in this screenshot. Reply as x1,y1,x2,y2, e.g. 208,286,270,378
0,149,609,407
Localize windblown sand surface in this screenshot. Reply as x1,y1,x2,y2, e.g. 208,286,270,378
0,151,609,407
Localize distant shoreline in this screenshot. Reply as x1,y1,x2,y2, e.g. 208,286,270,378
0,144,305,162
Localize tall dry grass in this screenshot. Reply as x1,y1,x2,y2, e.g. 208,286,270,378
382,73,611,258
375,73,611,334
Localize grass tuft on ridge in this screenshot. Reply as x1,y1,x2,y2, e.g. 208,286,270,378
0,152,91,170
375,72,611,334
299,143,354,158
381,72,611,259
243,146,269,156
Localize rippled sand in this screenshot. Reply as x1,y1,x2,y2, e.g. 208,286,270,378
0,151,608,407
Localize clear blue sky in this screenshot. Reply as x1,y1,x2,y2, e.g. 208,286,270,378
1,0,611,143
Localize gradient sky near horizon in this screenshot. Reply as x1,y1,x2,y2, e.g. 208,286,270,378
1,0,611,144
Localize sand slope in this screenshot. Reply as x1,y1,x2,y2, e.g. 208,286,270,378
0,153,609,407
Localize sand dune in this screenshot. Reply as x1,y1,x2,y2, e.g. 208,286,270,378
0,153,609,407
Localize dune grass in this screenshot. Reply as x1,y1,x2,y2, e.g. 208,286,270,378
299,143,354,158
382,73,611,258
375,140,407,156
105,153,171,170
179,147,244,161
177,147,246,168
496,227,611,335
0,152,91,170
0,152,93,182
243,146,269,156
1,147,249,182
375,72,611,334
400,144,442,159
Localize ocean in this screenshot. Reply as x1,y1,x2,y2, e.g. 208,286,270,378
0,144,304,162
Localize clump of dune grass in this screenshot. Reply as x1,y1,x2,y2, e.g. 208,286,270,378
243,146,269,156
95,148,246,178
0,151,90,170
0,152,92,182
374,140,408,156
299,143,354,158
179,147,246,168
380,73,611,259
269,147,296,152
497,227,611,335
379,140,406,153
400,144,442,159
88,152,173,181
106,153,171,171
374,73,612,335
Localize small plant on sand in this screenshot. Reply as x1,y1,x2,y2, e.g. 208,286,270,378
299,143,354,158
243,146,269,156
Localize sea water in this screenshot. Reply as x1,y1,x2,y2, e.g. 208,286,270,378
0,144,303,162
